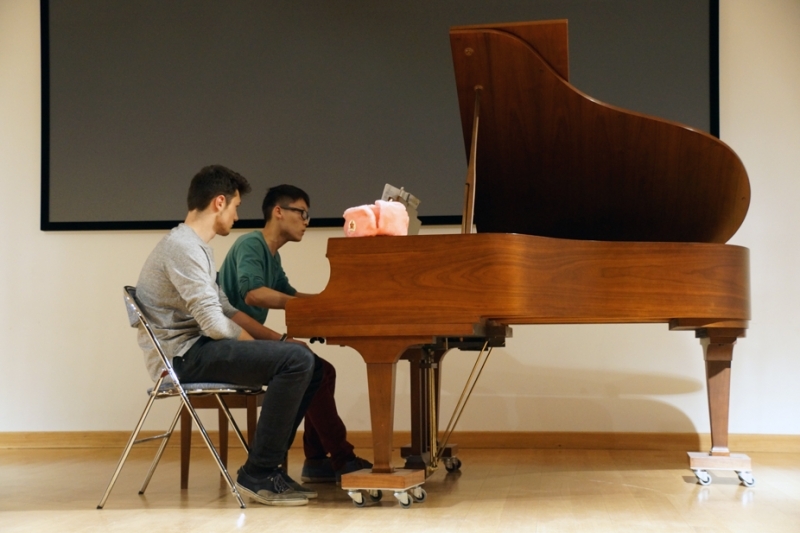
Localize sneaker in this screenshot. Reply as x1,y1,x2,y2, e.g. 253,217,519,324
235,467,308,506
336,457,373,484
278,470,318,499
301,457,336,483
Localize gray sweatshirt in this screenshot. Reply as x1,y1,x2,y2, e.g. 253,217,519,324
135,223,242,380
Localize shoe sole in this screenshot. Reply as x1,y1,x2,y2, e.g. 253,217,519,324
235,483,308,507
292,487,318,499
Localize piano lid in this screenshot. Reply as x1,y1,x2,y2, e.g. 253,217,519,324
450,20,750,243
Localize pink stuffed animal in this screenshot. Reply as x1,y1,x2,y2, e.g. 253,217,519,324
343,200,409,237
343,204,379,237
375,200,409,236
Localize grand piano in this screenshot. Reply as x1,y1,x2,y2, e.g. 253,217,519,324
286,20,752,503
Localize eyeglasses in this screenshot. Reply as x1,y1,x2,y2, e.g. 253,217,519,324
280,205,310,222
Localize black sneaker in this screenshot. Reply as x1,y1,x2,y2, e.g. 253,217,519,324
235,467,308,506
336,457,373,484
301,457,336,483
278,470,318,499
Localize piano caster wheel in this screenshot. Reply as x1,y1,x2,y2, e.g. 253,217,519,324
410,487,427,503
348,489,383,507
394,490,412,508
444,457,462,473
694,469,712,486
348,490,366,507
737,471,755,487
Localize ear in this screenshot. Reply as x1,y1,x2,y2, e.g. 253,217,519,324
212,194,227,213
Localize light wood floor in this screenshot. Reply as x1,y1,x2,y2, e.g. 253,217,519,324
1,446,799,532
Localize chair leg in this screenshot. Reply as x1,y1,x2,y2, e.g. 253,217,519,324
218,404,229,480
246,395,258,447
180,392,246,508
180,405,191,489
139,404,182,494
215,395,250,453
97,393,159,509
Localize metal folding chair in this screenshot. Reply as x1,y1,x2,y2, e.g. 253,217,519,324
97,286,262,509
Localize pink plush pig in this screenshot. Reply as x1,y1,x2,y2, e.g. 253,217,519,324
343,204,379,237
343,200,410,237
375,200,409,236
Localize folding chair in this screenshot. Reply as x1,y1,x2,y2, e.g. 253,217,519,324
180,392,264,489
97,286,263,509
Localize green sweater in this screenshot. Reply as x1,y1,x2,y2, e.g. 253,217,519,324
218,230,297,324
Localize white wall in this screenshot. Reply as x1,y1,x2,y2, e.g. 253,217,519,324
1,0,798,436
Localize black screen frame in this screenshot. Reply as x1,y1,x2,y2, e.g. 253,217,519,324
40,0,719,231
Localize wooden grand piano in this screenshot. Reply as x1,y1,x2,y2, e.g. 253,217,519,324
286,20,752,503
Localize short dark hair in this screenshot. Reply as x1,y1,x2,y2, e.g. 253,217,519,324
262,184,311,222
187,165,252,211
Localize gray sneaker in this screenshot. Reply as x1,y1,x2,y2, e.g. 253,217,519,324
235,468,308,506
278,470,318,499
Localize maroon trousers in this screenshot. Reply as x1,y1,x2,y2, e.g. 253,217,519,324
302,357,355,470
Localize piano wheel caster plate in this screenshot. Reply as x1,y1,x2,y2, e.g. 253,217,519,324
687,452,753,487
341,469,426,508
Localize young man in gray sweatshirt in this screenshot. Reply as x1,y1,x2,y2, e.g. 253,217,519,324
134,165,322,506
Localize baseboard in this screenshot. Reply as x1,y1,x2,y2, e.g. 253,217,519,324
2,430,799,453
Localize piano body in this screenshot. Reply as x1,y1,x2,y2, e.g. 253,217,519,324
286,20,752,498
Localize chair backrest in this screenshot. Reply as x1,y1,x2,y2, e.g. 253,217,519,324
124,285,178,383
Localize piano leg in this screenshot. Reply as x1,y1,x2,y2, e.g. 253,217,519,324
687,328,753,486
365,362,397,474
334,337,428,503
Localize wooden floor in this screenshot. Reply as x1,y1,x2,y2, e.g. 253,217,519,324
1,446,799,532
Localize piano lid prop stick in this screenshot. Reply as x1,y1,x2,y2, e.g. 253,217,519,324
436,340,493,465
461,85,482,234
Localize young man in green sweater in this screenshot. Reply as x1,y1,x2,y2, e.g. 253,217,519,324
219,184,371,483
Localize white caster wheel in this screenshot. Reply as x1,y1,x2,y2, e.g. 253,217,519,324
694,469,712,486
368,489,383,502
348,490,366,507
410,486,427,503
394,490,412,508
736,471,755,487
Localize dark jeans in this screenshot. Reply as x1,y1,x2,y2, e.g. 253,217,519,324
303,358,356,470
174,336,323,469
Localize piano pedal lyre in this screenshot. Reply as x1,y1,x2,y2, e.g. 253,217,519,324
431,338,493,472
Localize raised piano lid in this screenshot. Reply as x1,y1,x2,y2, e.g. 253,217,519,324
450,20,750,243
